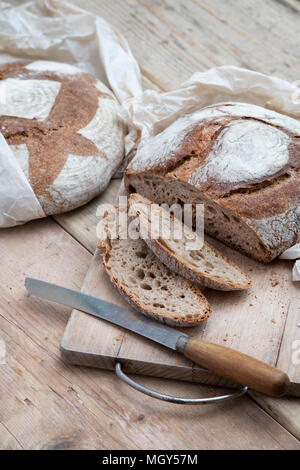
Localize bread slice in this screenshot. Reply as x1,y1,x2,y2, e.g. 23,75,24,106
129,194,252,291
98,206,211,326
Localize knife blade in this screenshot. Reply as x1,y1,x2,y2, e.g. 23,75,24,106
25,277,290,397
25,277,187,351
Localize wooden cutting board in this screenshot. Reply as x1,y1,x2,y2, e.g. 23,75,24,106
61,233,300,396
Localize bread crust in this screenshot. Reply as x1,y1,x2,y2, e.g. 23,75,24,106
0,60,126,215
125,102,300,262
99,206,211,326
129,193,251,291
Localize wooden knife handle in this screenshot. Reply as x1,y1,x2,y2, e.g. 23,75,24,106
179,337,290,397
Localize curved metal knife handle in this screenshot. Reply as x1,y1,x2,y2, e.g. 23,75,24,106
177,337,290,397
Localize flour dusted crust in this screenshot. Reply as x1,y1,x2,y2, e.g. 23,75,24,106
125,102,300,262
0,60,126,215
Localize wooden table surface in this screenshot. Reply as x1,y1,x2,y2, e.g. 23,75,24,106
1,0,300,450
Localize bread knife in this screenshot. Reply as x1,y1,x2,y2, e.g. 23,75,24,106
25,277,290,397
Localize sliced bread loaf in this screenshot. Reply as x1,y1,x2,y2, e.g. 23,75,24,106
98,206,211,326
129,194,252,291
125,102,300,263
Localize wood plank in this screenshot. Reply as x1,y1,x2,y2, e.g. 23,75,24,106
276,299,300,388
1,219,299,449
139,0,299,78
248,299,300,434
0,220,136,449
54,179,122,254
0,314,135,450
71,0,299,91
274,0,300,13
249,391,300,441
0,423,23,450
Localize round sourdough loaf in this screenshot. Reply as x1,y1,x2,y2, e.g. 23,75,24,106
125,102,300,263
0,60,126,215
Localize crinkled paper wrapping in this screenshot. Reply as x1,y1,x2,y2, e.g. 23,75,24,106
0,0,142,227
292,261,300,281
0,1,299,279
0,133,45,226
123,66,300,157
279,244,300,281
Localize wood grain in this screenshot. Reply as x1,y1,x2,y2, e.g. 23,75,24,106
54,179,121,254
1,220,299,449
183,337,290,397
72,0,300,88
277,299,300,386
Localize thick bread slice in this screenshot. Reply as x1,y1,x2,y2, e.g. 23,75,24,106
129,194,252,291
98,206,211,326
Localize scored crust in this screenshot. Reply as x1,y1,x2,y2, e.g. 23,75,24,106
125,102,300,262
0,60,126,215
98,206,211,326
